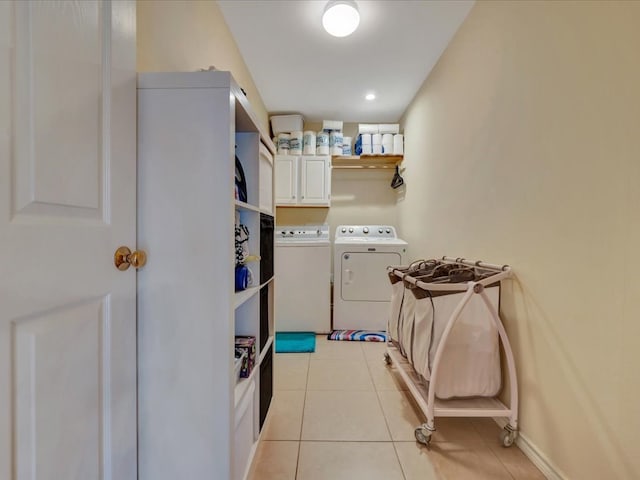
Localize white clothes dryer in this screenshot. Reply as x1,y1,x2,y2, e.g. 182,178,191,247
333,225,408,331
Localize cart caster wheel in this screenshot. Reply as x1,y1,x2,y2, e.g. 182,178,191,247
414,426,432,446
383,352,391,365
500,428,517,448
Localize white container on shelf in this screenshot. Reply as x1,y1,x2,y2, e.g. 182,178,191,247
270,114,303,135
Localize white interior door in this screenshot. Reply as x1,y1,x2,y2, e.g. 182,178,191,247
0,2,137,479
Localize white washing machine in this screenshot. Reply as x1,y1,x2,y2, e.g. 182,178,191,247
275,225,331,333
333,225,408,331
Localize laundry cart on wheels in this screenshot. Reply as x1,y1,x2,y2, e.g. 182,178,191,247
385,257,518,447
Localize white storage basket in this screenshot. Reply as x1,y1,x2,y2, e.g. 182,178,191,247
270,114,303,135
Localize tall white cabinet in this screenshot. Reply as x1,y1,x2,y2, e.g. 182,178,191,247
137,71,276,480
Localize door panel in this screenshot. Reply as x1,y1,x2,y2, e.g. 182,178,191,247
274,155,297,204
0,2,137,479
341,252,401,301
14,299,107,480
15,1,102,213
300,156,329,204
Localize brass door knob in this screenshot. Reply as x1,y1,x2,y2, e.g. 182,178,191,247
114,246,147,271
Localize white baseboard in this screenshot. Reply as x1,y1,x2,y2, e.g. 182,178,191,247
493,417,566,480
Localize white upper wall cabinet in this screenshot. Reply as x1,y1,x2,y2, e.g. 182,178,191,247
274,155,298,205
275,155,331,207
300,156,331,205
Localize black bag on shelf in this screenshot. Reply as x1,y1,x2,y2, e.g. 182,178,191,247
235,156,248,203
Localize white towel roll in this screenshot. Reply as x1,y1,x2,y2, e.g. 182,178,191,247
382,133,394,145
342,136,352,155
329,131,343,148
316,131,329,147
379,124,400,134
372,133,382,145
359,124,379,134
303,131,316,155
393,134,404,155
331,146,343,156
277,133,290,155
289,131,303,155
317,145,330,155
361,144,373,155
322,120,343,131
361,134,372,145
372,144,383,154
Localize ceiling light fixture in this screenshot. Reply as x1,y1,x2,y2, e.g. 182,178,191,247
365,93,376,101
322,1,360,38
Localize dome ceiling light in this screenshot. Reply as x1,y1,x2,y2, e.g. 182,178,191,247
322,1,360,38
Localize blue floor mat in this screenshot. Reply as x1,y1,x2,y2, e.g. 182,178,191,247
275,332,316,353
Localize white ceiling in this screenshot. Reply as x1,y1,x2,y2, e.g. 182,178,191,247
218,0,474,123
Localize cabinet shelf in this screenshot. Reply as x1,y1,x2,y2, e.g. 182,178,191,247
235,200,261,213
332,154,403,169
234,278,273,310
235,286,259,309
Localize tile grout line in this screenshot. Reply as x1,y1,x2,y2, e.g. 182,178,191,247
364,342,409,480
468,420,519,480
293,350,312,479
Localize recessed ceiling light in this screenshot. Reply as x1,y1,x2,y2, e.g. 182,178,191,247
322,1,360,38
365,93,376,101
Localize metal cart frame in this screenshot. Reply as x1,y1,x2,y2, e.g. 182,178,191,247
385,256,518,447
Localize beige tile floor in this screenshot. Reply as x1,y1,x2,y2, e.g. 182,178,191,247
248,336,545,480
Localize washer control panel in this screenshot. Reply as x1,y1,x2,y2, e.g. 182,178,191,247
335,225,398,239
277,224,330,241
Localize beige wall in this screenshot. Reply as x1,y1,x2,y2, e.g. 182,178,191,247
400,1,640,478
276,169,398,231
137,0,268,132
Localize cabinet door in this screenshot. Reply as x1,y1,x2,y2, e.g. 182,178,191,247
300,156,331,206
258,144,273,213
274,155,298,205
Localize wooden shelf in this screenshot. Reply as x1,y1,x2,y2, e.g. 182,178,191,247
332,154,403,169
